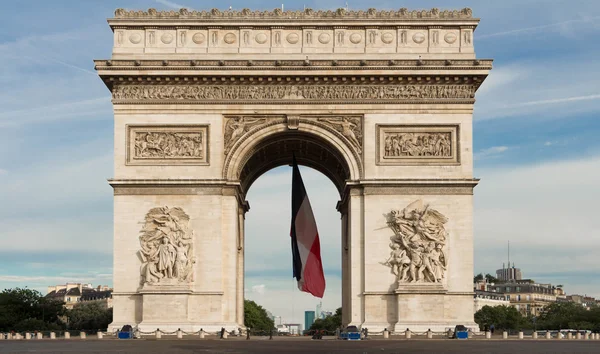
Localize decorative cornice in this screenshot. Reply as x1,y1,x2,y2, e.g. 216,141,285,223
95,59,493,70
113,7,474,20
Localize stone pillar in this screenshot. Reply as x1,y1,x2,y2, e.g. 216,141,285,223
518,331,524,339
36,332,43,340
177,329,183,339
485,331,491,339
155,329,161,339
567,332,573,340
200,329,205,339
584,333,589,340
427,329,433,339
50,332,56,339
97,332,103,339
576,332,581,340
532,331,538,339
383,329,389,339
0,333,3,341
502,331,508,339
545,331,551,339
80,332,86,339
236,208,246,328
405,329,411,339
25,333,31,340
64,332,70,339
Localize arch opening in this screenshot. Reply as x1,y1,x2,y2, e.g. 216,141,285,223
236,131,352,197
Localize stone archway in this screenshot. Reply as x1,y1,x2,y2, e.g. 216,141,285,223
223,115,362,330
97,6,491,333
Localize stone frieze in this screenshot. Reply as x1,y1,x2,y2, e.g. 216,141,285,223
113,84,475,102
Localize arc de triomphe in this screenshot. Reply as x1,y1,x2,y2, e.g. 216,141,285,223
95,7,491,332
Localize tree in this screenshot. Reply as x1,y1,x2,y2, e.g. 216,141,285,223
473,273,484,283
66,302,113,331
474,305,527,331
484,274,499,284
309,307,342,332
244,300,275,332
536,302,586,330
0,288,65,331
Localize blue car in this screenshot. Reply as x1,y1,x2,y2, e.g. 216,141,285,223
339,326,361,340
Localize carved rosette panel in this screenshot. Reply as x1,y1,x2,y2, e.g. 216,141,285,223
377,125,459,165
127,125,209,165
138,206,195,285
384,200,448,285
112,85,476,103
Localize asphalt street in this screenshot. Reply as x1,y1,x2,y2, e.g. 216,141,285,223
1,338,600,354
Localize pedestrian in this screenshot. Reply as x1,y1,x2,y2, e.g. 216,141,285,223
490,324,495,335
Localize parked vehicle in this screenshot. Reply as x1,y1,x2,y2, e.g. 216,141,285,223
339,325,361,340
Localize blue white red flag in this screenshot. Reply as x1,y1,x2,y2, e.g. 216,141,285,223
290,155,326,298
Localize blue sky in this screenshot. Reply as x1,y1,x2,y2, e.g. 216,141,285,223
1,0,600,325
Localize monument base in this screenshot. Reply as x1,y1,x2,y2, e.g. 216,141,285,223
392,285,477,333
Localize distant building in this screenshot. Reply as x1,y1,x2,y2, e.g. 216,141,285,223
490,279,556,317
305,311,315,330
46,283,113,309
496,263,522,282
567,294,597,309
79,286,113,309
474,290,510,312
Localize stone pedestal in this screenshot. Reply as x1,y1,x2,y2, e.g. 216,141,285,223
64,332,70,339
50,332,56,339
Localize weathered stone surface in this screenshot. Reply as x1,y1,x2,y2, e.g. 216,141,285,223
98,6,490,333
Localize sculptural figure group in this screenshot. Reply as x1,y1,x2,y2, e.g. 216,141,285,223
139,207,195,285
385,200,448,284
134,132,203,159
384,132,451,158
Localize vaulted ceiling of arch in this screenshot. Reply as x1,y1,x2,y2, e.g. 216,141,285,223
238,132,350,196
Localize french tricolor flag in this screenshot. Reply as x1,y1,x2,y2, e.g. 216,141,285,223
290,155,326,298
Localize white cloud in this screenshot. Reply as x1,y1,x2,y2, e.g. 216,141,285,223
474,58,600,121
475,154,600,297
478,15,600,39
474,146,509,160
155,0,189,10
251,284,267,295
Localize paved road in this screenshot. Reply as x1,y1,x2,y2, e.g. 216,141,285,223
1,338,600,354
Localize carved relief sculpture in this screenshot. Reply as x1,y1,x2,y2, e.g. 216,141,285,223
377,125,459,165
223,117,267,155
127,125,209,165
384,200,447,284
135,132,203,159
318,117,362,153
384,132,450,157
139,206,195,285
113,85,476,102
